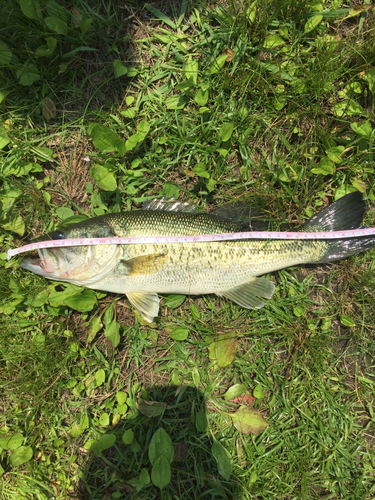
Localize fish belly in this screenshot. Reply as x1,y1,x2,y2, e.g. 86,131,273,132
89,240,326,295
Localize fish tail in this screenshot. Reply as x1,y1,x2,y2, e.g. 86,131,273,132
300,191,375,263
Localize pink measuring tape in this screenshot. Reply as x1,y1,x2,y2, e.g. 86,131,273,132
7,227,375,261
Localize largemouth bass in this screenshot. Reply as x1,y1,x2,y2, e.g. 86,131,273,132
20,192,375,322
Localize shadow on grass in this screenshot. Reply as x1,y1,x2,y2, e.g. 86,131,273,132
77,385,241,500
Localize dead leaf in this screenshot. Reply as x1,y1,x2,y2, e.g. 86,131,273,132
42,97,56,121
208,334,238,367
230,393,256,406
223,48,234,62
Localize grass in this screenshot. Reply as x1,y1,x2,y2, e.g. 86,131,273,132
1,0,375,498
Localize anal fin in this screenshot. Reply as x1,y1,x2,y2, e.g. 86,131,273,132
218,277,275,310
126,292,160,323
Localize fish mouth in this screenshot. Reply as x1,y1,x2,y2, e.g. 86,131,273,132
20,249,60,277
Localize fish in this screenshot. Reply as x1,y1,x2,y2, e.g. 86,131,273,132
20,192,375,323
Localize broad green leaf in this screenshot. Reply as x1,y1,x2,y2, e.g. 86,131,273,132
48,284,81,307
212,439,232,480
364,68,375,93
165,95,188,109
162,182,180,199
170,327,189,341
326,146,345,163
274,96,286,110
0,126,10,150
137,119,150,137
151,455,171,490
253,384,264,399
208,334,238,367
17,63,40,86
210,54,227,75
117,403,128,415
311,157,335,175
99,412,110,426
334,185,357,200
91,433,116,453
19,0,42,20
81,18,93,36
140,468,151,485
114,59,127,77
125,96,134,106
137,399,167,418
352,177,366,193
125,132,144,151
171,371,181,386
351,121,372,137
223,384,247,400
184,58,198,85
116,391,127,405
0,91,10,104
35,37,57,58
127,68,138,77
9,446,33,466
304,14,323,33
122,429,133,445
46,0,70,22
334,100,364,117
120,108,137,119
195,409,209,432
3,161,42,177
87,316,102,343
144,3,176,29
263,35,285,49
0,433,23,450
91,124,124,154
1,215,25,236
95,369,105,387
219,122,234,142
149,428,174,465
56,207,74,220
194,88,209,106
64,290,97,312
340,315,356,327
293,305,306,317
90,164,117,191
206,178,217,192
246,1,257,23
231,407,268,435
44,16,68,35
193,163,209,178
105,320,120,348
192,367,200,388
163,294,186,309
0,41,12,65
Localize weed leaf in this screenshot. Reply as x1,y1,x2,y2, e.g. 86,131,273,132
151,455,171,490
90,164,117,191
9,446,33,466
149,428,174,465
212,439,232,480
223,384,247,400
208,334,238,367
231,407,268,435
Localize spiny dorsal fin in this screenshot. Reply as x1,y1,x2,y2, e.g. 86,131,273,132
217,277,275,310
126,292,160,323
143,197,198,213
210,203,269,231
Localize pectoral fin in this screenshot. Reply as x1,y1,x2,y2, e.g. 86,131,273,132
218,277,275,310
121,253,168,276
126,292,160,323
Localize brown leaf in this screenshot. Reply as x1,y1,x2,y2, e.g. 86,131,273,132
230,393,256,406
42,97,56,121
72,6,82,25
223,48,234,62
173,443,187,462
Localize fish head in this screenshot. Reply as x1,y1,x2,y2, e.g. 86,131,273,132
20,218,121,285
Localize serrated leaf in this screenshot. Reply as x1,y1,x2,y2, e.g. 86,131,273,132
223,384,247,400
9,446,33,466
304,14,323,33
195,409,209,432
104,320,120,348
151,455,171,490
231,407,268,435
64,290,97,312
90,164,117,191
170,327,189,341
44,16,68,35
210,54,227,75
263,34,285,49
163,294,186,309
218,122,234,142
114,59,127,77
212,439,232,480
208,334,238,367
149,428,174,465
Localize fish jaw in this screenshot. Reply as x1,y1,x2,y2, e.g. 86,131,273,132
20,249,60,278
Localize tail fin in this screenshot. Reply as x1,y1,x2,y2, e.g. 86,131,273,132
301,192,375,263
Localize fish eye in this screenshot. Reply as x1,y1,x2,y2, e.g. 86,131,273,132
52,231,65,240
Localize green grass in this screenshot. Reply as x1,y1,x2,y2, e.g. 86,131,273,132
1,0,375,498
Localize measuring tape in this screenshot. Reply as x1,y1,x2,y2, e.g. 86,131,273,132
7,227,375,261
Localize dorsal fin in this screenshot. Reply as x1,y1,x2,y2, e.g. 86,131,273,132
210,203,269,231
142,197,198,213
